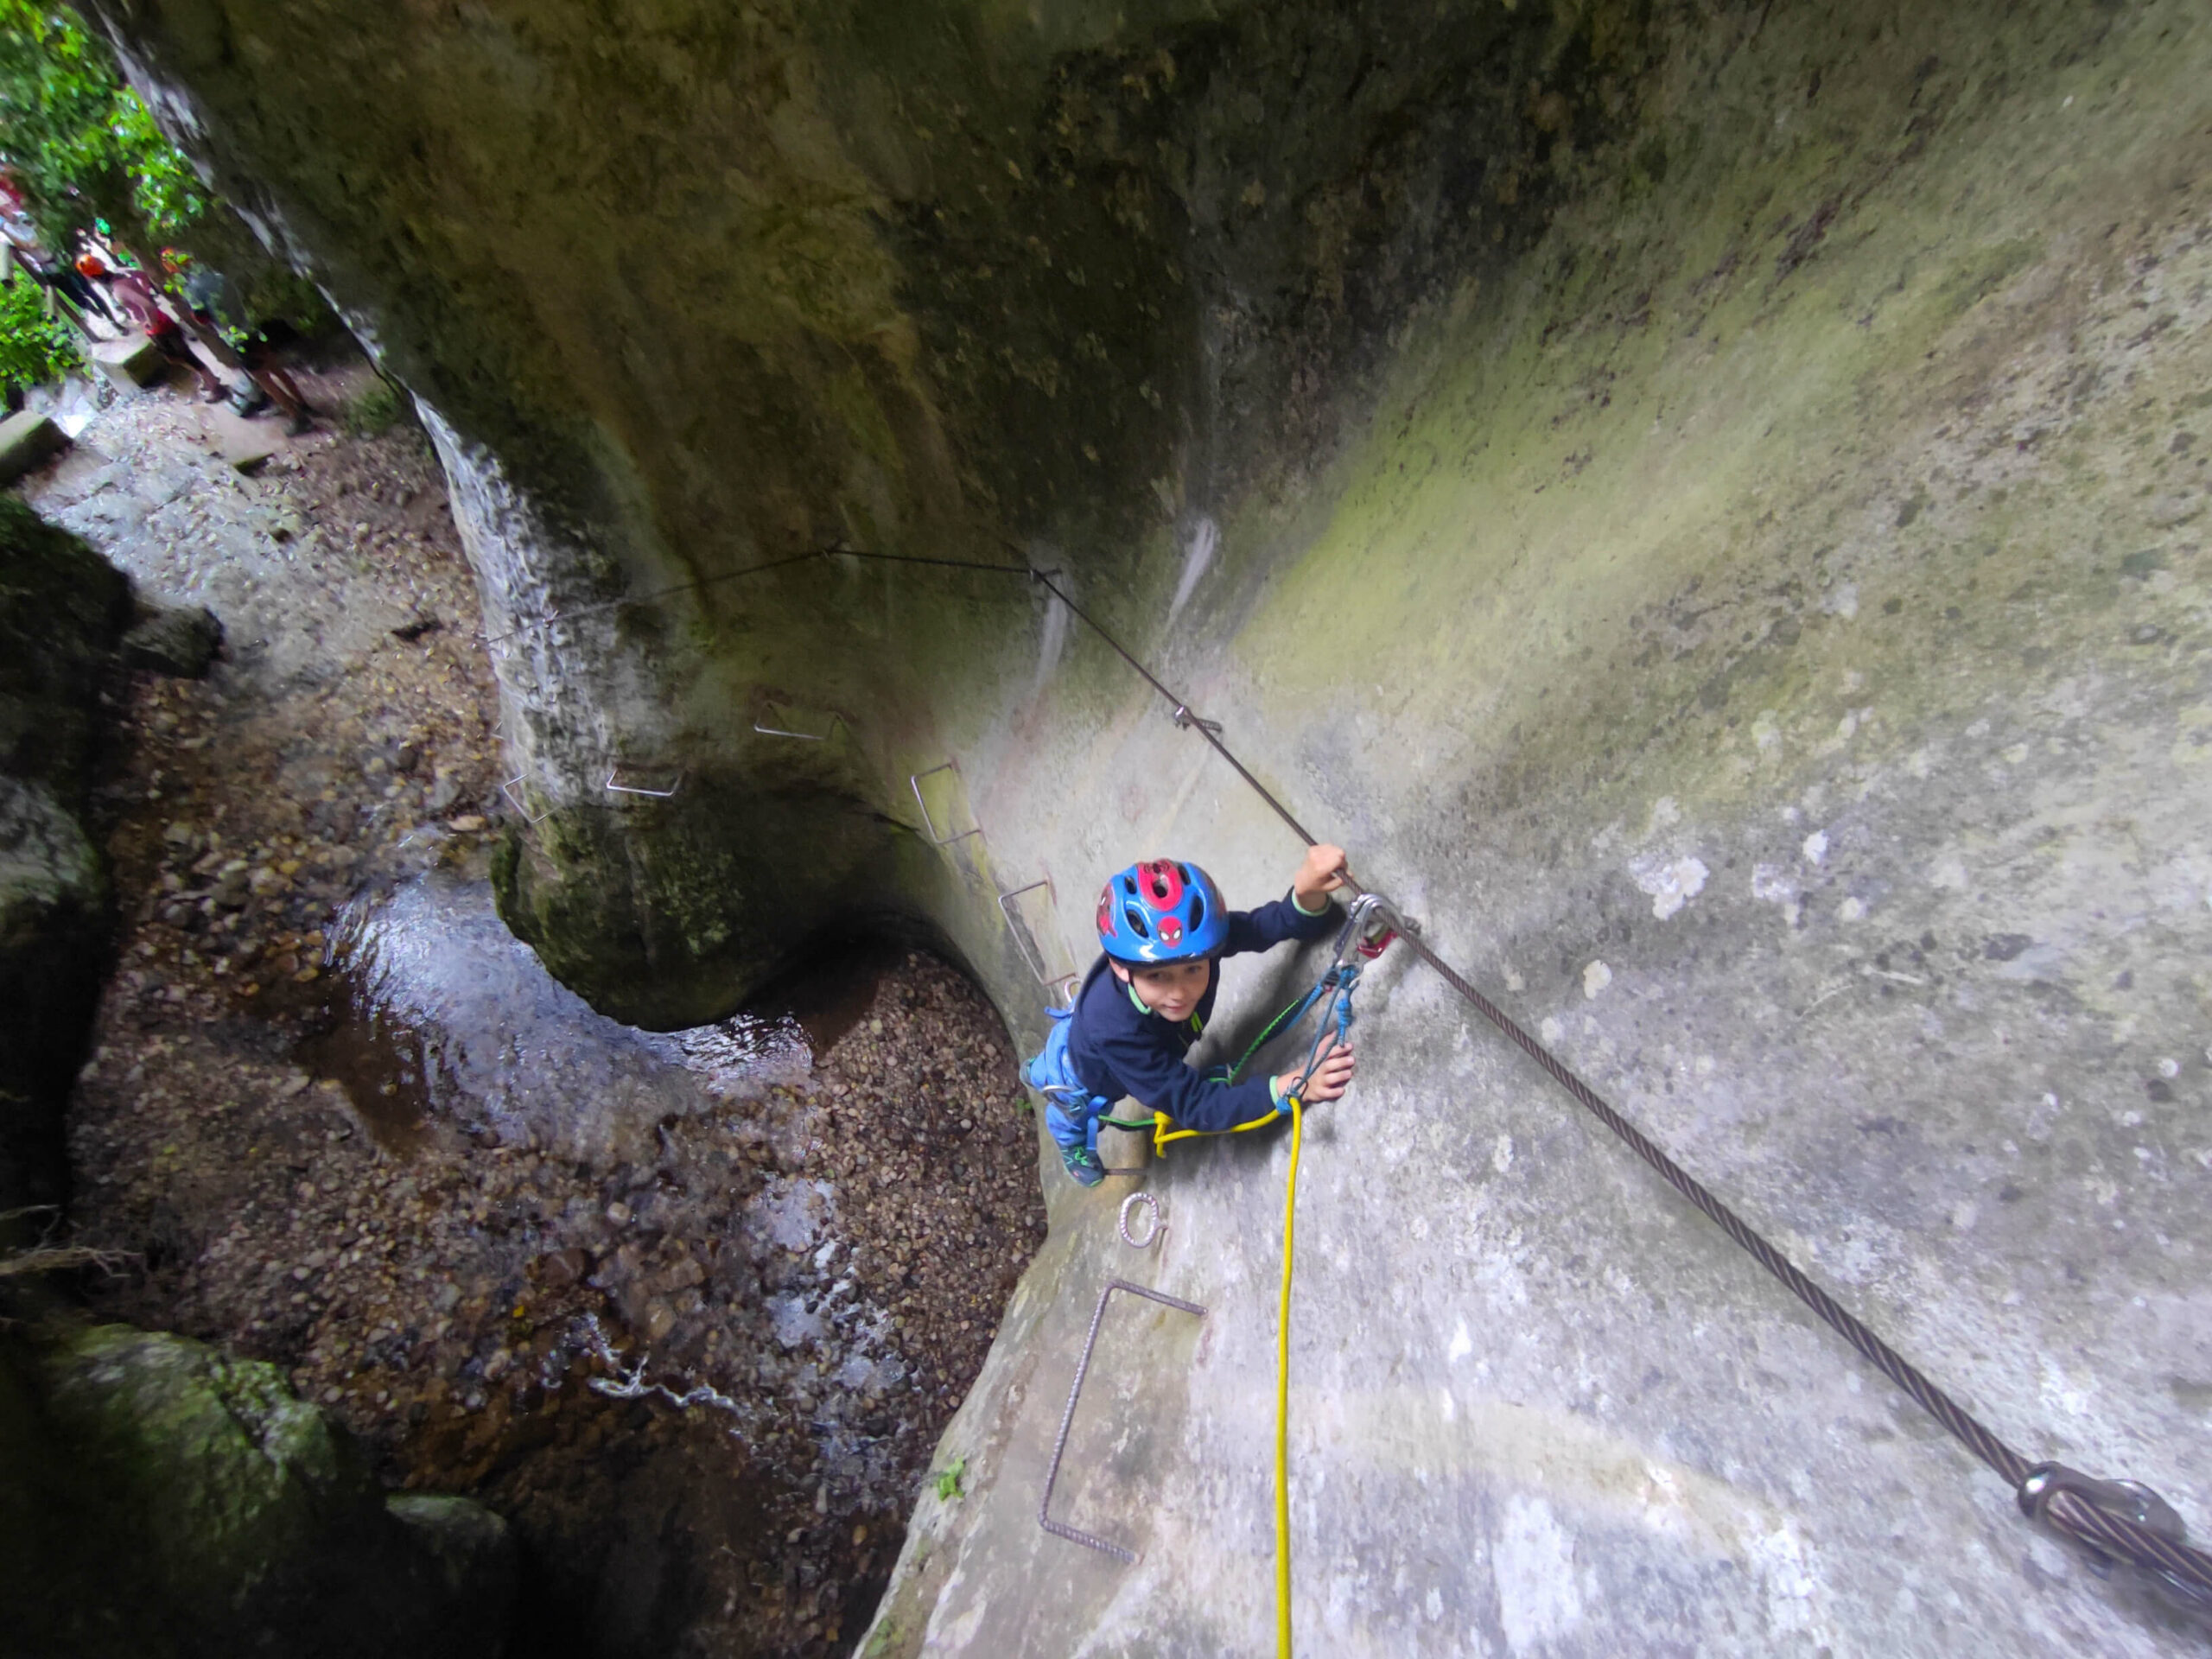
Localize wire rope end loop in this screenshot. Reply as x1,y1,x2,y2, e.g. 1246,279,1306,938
2018,1463,2185,1538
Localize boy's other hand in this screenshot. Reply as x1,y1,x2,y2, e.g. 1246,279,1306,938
1293,843,1350,909
1281,1038,1355,1107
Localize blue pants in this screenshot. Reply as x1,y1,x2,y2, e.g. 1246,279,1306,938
1025,1007,1117,1155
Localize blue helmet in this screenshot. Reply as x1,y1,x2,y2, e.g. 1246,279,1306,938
1096,858,1230,964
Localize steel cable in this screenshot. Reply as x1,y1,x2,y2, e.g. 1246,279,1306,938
999,552,2212,1608
490,536,2212,1605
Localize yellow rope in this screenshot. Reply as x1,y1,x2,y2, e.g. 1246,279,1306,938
1150,1106,1277,1156
1275,1092,1302,1658
1132,1096,1300,1654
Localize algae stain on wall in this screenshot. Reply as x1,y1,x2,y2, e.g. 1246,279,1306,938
1219,0,2211,857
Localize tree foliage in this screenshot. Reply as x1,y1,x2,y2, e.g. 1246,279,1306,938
0,0,205,256
0,3,330,334
0,263,79,395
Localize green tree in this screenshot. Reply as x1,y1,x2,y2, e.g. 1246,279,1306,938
0,263,79,395
0,3,328,334
0,0,201,262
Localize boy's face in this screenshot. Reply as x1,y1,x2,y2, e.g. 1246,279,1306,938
1111,957,1212,1021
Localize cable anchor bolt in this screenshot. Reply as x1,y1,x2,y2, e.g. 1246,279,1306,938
2018,1462,2212,1621
1171,705,1223,735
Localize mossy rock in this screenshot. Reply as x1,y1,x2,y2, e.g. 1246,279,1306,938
0,1319,516,1658
0,495,130,805
493,771,941,1029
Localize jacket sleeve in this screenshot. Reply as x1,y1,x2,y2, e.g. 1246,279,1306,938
1090,1023,1279,1132
1221,890,1338,957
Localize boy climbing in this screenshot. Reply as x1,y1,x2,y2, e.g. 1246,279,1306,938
1027,846,1358,1186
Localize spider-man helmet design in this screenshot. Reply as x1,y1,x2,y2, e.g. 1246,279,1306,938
1096,858,1230,964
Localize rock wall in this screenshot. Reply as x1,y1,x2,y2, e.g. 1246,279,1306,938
76,0,2212,1652
0,499,130,1219
86,0,1643,1026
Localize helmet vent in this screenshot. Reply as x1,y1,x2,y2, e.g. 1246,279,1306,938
1123,905,1151,939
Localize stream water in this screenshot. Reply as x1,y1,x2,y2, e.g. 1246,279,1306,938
309,869,813,1162
284,863,1039,1652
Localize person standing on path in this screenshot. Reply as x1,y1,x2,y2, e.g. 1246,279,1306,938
1,224,119,332
163,252,315,433
94,263,232,403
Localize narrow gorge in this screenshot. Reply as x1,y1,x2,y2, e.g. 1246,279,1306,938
4,0,2210,1654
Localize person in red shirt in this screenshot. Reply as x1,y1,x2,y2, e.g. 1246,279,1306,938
94,264,231,402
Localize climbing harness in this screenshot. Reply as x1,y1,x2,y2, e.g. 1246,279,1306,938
1095,904,1375,1160
493,537,2212,1635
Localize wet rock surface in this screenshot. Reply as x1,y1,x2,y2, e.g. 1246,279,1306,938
22,377,1046,1656
0,1318,517,1659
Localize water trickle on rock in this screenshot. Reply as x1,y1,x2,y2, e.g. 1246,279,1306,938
313,868,810,1163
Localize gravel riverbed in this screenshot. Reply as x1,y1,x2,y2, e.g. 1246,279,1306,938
24,370,1046,1657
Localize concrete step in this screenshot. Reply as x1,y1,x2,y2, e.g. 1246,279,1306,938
89,335,166,389
0,410,68,484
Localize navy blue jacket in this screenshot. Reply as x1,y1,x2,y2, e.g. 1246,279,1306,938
1065,891,1336,1131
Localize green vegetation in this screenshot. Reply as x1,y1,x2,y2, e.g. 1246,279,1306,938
341,375,406,438
0,265,78,395
931,1455,966,1502
0,0,204,254
0,2,330,334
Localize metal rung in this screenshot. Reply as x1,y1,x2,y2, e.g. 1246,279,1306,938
499,774,552,825
753,708,843,742
605,766,684,799
1050,972,1081,1007
911,762,982,845
1039,1278,1206,1563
